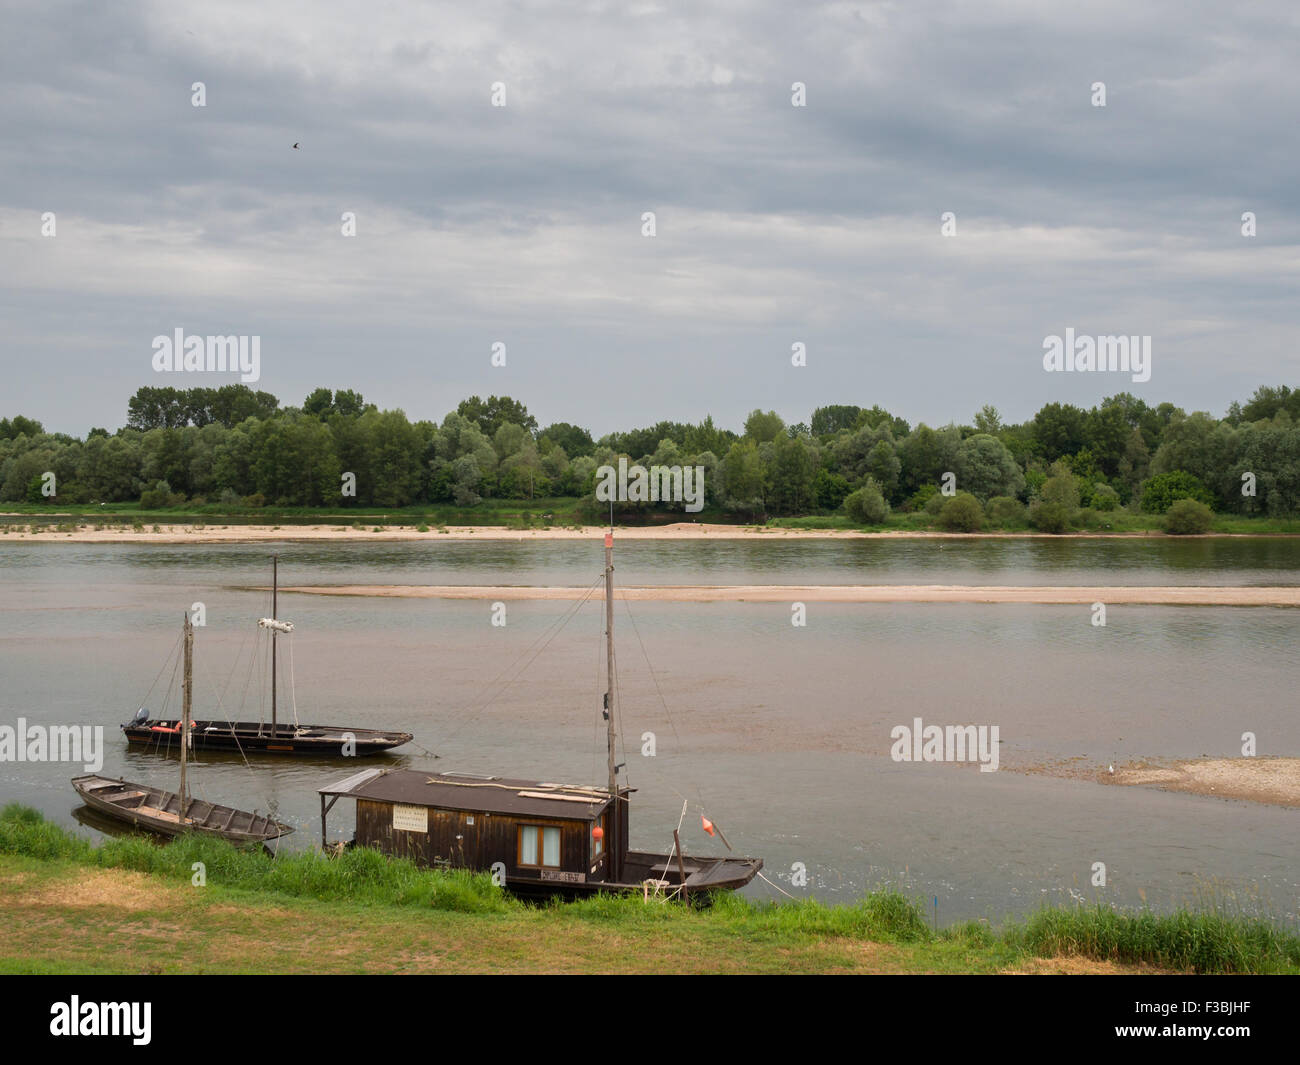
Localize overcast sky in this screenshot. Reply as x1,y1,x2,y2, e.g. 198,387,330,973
4,1,1298,437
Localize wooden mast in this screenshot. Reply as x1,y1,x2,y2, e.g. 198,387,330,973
180,613,192,824
271,554,278,736
604,529,620,882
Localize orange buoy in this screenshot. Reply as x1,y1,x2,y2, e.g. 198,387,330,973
701,816,715,836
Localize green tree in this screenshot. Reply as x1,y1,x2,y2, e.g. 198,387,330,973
953,434,1025,502
0,416,45,440
897,424,960,496
811,405,862,436
973,405,1002,435
457,396,538,437
538,422,595,457
743,409,785,444
723,440,764,513
1141,471,1214,514
765,434,817,514
303,388,334,417
1032,402,1087,461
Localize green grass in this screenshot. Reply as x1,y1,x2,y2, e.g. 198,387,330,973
2,806,1296,974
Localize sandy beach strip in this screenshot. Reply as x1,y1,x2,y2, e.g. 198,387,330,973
268,583,1300,605
1026,757,1300,808
1113,758,1300,807
4,520,1294,544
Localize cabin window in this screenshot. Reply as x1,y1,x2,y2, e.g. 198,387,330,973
518,824,561,868
593,812,606,857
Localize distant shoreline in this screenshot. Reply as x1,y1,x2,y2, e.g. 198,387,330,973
4,520,1300,544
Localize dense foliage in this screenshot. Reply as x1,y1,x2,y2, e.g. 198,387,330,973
4,386,1300,526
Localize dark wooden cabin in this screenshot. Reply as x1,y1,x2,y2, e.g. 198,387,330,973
319,767,761,896
319,768,630,889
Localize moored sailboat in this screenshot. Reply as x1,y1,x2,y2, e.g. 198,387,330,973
122,556,413,756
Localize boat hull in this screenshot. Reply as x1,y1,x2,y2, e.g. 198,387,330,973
503,849,762,899
71,775,294,843
123,719,413,757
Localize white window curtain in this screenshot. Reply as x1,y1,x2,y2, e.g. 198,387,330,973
520,826,539,865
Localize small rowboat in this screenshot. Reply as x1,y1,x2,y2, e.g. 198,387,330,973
72,774,292,843
74,614,293,845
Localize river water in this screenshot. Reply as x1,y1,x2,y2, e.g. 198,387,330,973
0,537,1296,925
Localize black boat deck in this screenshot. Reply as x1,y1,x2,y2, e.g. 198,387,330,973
123,719,412,756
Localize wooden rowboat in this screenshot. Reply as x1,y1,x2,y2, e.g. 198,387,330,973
72,774,292,843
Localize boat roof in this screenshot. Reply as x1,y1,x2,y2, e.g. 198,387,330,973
318,768,631,822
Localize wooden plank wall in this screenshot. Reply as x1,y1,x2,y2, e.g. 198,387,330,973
356,799,603,881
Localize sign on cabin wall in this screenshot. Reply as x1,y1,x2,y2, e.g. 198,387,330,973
540,869,586,883
392,804,428,833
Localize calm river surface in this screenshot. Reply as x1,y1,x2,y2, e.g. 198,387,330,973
1,538,1296,924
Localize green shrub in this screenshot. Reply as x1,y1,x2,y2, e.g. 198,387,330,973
902,484,938,513
1090,484,1120,511
843,480,890,525
937,492,983,532
1029,500,1071,533
985,496,1026,524
923,490,947,516
1163,498,1213,534
139,480,184,509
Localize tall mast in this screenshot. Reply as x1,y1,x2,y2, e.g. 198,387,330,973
604,530,619,881
180,613,192,823
271,554,278,736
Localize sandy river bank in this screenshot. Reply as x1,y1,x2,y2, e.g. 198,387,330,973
1024,757,1300,808
3,520,1289,544
266,583,1300,606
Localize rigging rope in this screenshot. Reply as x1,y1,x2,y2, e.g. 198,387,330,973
287,631,300,729
438,573,605,745
135,628,183,715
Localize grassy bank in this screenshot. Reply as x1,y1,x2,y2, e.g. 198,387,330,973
2,807,1296,974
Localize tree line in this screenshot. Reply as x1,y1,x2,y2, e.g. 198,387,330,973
2,384,1300,521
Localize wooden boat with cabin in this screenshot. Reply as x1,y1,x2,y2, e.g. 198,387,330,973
319,532,762,898
122,555,413,757
74,616,292,844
